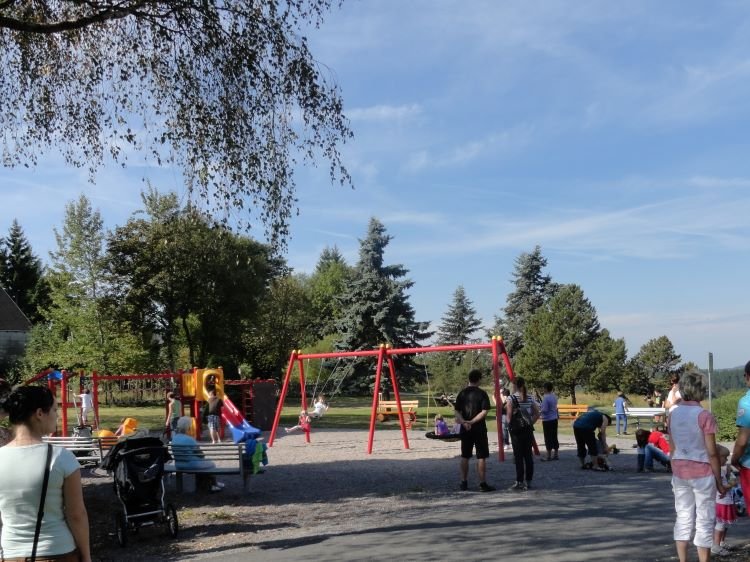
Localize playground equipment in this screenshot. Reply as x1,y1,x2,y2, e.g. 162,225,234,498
24,368,95,436
25,366,265,440
269,336,519,460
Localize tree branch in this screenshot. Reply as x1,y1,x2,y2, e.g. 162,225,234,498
0,2,146,34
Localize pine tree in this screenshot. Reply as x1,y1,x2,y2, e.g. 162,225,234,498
0,220,49,322
514,284,600,403
437,285,482,365
335,218,431,392
491,245,558,357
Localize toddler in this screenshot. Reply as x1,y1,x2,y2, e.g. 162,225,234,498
434,414,449,436
712,445,737,556
285,410,311,434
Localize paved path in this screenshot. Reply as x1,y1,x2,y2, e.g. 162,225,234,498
177,434,750,562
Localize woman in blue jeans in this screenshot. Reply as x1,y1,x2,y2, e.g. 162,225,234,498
613,391,629,435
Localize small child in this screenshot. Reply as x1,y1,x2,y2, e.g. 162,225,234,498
712,445,737,556
434,414,449,436
285,410,311,434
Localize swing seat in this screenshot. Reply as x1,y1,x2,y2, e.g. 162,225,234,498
424,431,461,442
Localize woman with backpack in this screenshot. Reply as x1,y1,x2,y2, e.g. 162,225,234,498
506,376,540,491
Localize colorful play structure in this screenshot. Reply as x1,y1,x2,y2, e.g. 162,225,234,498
270,336,519,461
26,367,266,442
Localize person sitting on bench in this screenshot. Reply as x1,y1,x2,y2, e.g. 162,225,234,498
172,416,224,492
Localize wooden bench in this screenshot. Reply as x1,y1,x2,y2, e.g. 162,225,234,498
623,407,666,428
164,442,248,492
557,404,589,420
43,435,119,466
377,400,419,427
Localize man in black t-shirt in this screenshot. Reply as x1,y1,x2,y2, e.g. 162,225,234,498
454,369,495,492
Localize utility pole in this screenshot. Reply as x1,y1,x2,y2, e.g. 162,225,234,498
708,352,714,412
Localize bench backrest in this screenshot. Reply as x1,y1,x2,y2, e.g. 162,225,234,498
43,436,104,464
625,407,666,415
168,443,243,464
379,400,419,410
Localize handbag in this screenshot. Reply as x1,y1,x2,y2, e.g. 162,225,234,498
509,395,533,436
31,444,54,562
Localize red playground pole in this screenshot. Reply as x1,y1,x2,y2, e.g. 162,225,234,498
367,345,387,454
298,357,310,443
61,370,69,436
492,337,503,462
268,350,298,447
92,371,99,432
386,352,410,451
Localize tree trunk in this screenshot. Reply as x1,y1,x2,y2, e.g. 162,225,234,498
570,384,577,405
182,315,195,367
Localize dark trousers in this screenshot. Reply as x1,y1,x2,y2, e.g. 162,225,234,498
574,427,598,459
542,419,559,451
510,430,534,483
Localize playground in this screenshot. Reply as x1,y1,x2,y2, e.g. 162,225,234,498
14,341,750,561
81,428,750,561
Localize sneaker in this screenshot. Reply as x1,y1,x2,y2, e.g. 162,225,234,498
216,481,225,489
459,480,468,491
504,445,512,452
525,482,532,490
720,541,733,551
711,545,730,556
509,481,524,491
479,482,496,492
210,485,223,493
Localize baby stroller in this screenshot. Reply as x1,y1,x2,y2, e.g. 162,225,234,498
100,436,178,546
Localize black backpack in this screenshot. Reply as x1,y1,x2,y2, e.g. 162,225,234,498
509,395,533,435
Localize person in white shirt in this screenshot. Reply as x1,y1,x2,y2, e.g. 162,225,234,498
77,389,94,426
310,394,329,418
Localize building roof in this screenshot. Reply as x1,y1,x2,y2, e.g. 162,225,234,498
0,287,32,331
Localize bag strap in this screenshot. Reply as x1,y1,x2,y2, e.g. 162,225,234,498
31,443,53,562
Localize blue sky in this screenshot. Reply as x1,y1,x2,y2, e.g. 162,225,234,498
3,1,750,368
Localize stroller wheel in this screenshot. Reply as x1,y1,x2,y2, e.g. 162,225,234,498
114,511,127,547
164,503,179,538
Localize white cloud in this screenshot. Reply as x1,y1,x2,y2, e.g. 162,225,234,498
346,104,422,122
404,124,534,172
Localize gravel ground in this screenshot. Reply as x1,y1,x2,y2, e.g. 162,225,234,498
84,428,750,561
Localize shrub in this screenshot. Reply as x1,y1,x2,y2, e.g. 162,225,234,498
712,390,744,442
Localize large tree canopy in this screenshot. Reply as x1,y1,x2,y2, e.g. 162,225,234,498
0,0,352,247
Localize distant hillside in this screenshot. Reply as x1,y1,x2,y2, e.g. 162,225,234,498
707,366,746,396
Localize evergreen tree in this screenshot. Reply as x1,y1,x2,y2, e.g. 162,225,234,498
490,245,558,357
514,284,600,403
335,218,431,393
0,220,49,322
437,285,482,365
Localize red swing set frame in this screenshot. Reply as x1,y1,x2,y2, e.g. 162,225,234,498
269,336,519,461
